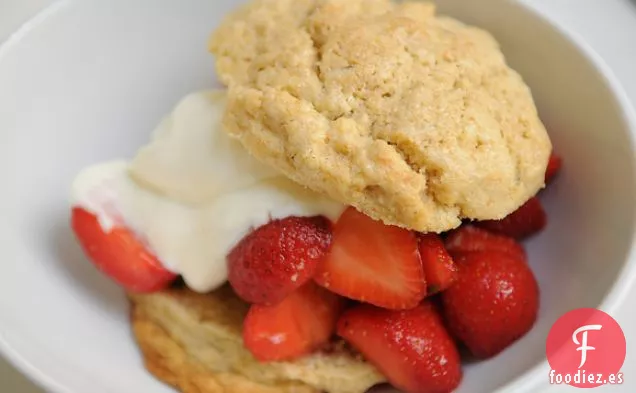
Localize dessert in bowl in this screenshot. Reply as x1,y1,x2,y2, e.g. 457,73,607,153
0,0,635,392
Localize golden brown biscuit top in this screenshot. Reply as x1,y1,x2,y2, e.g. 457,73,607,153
209,0,551,232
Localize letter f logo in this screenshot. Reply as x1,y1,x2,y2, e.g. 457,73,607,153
572,324,603,368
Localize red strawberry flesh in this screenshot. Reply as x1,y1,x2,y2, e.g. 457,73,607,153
315,207,426,310
338,302,462,393
243,283,345,362
71,207,176,293
418,233,458,294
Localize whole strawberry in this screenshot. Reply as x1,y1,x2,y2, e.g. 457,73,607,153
476,197,547,240
545,153,562,184
444,225,526,261
228,216,332,305
338,302,462,393
441,251,539,358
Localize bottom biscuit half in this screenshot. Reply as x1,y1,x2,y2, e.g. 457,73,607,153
129,285,386,393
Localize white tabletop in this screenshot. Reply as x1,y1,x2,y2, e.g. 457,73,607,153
1,0,635,392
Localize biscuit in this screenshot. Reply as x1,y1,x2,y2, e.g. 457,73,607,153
209,0,551,232
129,286,385,393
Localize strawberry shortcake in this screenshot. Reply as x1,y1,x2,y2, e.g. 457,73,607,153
70,1,561,392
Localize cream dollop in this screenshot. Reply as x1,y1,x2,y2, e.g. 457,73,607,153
71,90,344,292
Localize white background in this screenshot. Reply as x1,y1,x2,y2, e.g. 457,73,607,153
0,0,635,392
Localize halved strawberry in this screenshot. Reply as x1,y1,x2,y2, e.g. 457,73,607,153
243,283,345,362
314,207,426,310
418,234,458,294
545,153,562,184
71,207,176,293
444,225,526,261
476,197,547,240
338,301,462,393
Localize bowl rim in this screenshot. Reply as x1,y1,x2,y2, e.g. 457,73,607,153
1,1,636,393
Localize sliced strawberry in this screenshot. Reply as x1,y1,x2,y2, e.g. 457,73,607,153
418,234,458,294
243,283,345,362
545,153,562,184
71,207,176,293
228,216,332,305
441,251,539,358
314,207,426,310
444,225,526,261
476,197,547,239
338,302,462,393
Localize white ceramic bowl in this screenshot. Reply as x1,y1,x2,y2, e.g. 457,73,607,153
1,1,636,392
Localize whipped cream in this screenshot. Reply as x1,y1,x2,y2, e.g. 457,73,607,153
71,90,345,292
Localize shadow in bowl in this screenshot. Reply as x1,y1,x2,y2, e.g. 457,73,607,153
367,384,395,393
46,211,126,315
